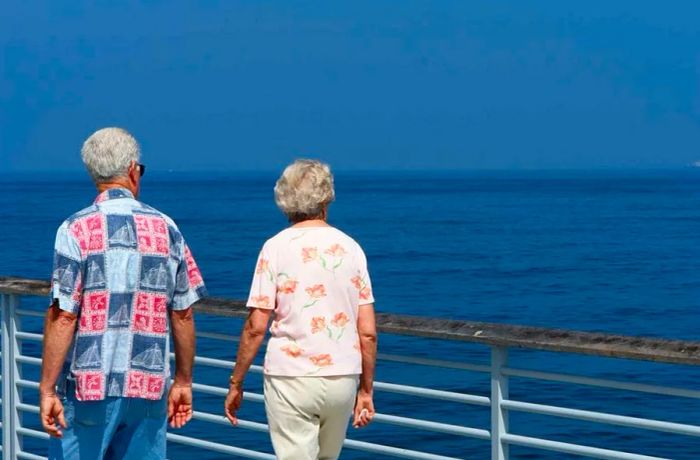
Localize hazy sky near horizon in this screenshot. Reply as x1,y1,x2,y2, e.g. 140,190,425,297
2,1,700,172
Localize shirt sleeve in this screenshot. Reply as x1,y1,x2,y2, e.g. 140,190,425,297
171,241,207,310
246,242,277,310
50,222,84,313
355,244,375,305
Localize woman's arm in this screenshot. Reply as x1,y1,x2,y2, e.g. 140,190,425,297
354,303,377,428
224,307,273,425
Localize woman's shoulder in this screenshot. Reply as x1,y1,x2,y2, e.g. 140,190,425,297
264,226,364,252
323,227,365,253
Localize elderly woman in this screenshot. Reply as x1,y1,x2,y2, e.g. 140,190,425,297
224,159,377,459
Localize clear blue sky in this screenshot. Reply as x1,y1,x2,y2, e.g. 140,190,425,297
2,1,699,172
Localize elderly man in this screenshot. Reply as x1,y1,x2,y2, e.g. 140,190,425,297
39,127,206,460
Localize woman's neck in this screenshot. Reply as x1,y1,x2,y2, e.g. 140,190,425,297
291,219,330,228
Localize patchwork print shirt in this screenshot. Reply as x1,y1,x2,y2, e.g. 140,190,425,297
50,188,206,401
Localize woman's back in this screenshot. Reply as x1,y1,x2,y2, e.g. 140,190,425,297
247,226,374,376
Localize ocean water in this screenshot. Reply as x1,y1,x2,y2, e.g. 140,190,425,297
1,170,700,459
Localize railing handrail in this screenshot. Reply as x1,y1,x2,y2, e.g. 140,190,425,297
2,275,699,366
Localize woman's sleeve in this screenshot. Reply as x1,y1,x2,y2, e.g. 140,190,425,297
246,242,277,310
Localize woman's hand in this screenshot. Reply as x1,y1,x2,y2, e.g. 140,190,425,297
224,386,244,426
352,389,375,428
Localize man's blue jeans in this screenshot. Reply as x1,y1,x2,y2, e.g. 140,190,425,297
48,388,167,460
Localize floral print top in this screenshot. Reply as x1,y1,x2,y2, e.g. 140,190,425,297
247,226,374,377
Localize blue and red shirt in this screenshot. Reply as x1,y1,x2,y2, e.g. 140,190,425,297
50,188,206,401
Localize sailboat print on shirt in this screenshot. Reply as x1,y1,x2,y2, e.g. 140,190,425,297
132,343,164,371
108,221,136,246
85,260,106,289
55,265,75,287
108,303,130,327
75,341,101,368
141,263,168,290
175,268,188,291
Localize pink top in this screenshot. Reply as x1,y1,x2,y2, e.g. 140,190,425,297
247,226,374,376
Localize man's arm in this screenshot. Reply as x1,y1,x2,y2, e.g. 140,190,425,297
354,303,377,428
39,303,78,437
168,307,196,428
224,307,272,425
170,307,195,385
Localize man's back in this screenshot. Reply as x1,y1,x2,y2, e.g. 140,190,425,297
51,187,206,401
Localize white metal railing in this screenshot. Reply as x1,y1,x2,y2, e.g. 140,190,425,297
2,282,700,459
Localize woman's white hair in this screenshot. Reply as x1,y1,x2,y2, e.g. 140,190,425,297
81,127,140,183
274,159,335,221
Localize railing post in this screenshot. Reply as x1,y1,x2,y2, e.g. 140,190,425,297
491,346,509,460
2,293,23,458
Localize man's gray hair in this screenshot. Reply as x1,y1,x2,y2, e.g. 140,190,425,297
81,128,140,183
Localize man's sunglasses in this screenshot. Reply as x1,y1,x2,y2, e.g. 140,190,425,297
137,163,146,177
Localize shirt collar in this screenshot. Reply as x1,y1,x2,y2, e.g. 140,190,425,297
94,187,135,204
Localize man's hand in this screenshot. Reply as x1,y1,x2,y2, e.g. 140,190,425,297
40,393,67,438
224,386,243,426
167,383,193,429
352,390,375,428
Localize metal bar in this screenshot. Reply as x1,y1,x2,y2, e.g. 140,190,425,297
501,367,700,399
14,309,45,318
501,433,670,460
377,353,491,373
373,381,490,405
192,382,265,403
16,403,39,414
15,332,43,342
167,432,275,459
16,355,42,366
373,413,490,440
342,439,463,460
16,380,40,390
501,399,700,437
196,331,240,342
4,276,700,366
2,294,23,458
16,427,49,440
491,346,509,460
184,353,489,405
16,451,48,460
196,331,491,374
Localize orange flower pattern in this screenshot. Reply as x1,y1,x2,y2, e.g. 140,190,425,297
279,278,298,294
301,247,318,263
250,295,272,309
256,258,269,274
331,312,349,328
247,228,374,376
281,342,303,357
352,275,373,302
306,284,326,298
324,244,347,258
256,258,275,282
302,244,347,274
310,316,326,334
309,354,333,367
302,284,326,308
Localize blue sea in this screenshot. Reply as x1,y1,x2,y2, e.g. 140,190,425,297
2,170,700,459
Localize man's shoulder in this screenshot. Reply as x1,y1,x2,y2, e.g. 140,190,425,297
129,201,178,230
60,204,100,228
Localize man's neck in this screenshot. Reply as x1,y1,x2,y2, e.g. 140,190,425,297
96,179,137,197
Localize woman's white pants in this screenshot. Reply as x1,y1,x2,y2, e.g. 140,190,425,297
264,375,358,460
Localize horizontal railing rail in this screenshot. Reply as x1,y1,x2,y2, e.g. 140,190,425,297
2,276,699,365
2,275,700,460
